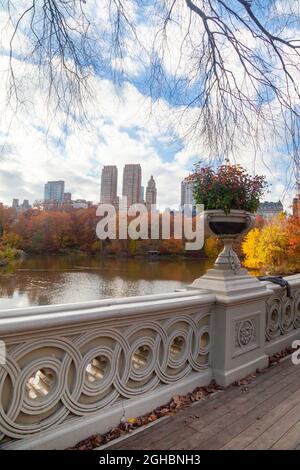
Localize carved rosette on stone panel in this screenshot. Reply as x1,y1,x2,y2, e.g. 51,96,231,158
235,319,256,349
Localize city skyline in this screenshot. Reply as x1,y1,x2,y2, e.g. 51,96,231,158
100,164,158,208
9,164,160,210
3,159,291,212
8,166,289,214
6,153,295,214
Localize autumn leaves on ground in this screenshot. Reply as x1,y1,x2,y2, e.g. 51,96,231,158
0,203,299,274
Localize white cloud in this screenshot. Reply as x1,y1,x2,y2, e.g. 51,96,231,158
0,64,293,211
0,57,191,208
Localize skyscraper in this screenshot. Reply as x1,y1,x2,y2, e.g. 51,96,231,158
44,181,65,203
20,200,31,211
122,164,142,206
181,175,196,207
100,166,118,204
145,176,157,206
12,198,19,210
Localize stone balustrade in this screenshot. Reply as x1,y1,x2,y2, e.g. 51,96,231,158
0,290,214,449
1,274,300,450
263,274,300,355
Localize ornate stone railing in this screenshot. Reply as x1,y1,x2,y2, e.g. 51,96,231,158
263,274,300,355
0,290,214,449
1,273,300,450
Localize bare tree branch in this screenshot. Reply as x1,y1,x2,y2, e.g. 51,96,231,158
1,0,300,171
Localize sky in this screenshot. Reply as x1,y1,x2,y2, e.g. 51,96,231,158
0,1,298,211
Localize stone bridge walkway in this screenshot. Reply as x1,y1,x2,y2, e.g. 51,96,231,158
107,358,300,450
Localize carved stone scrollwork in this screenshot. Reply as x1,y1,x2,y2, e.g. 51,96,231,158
0,313,211,443
293,289,300,329
280,297,294,334
266,295,282,340
265,288,300,341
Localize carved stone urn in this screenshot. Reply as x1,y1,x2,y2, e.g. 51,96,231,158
203,209,255,271
189,209,263,296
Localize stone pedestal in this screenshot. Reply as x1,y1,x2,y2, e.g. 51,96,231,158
190,265,266,299
187,208,274,385
190,265,271,386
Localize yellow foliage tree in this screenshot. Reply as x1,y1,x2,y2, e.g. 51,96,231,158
259,220,288,268
242,228,263,269
242,215,289,269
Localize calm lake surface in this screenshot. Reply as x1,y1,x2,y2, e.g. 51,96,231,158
0,254,214,310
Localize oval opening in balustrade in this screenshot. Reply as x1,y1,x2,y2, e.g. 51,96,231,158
200,331,210,349
284,305,292,322
25,368,55,400
86,356,109,383
170,336,185,359
271,309,278,323
132,346,151,370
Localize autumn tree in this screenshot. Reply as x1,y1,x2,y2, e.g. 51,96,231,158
242,214,289,270
286,216,300,258
0,204,16,236
12,210,75,252
71,207,99,252
160,238,184,255
242,227,263,269
1,231,22,249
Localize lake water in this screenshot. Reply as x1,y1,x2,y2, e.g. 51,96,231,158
0,254,214,310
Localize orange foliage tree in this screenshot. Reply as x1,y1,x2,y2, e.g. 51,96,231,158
286,217,300,258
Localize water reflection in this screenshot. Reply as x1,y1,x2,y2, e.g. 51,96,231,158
0,254,214,309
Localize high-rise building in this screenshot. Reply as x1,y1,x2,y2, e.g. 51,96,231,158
122,164,142,206
145,176,157,206
100,166,118,204
21,200,31,211
181,175,196,207
12,198,19,210
140,186,144,202
63,192,72,204
12,198,31,212
44,181,65,203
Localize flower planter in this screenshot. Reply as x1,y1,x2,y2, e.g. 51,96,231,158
203,210,255,271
